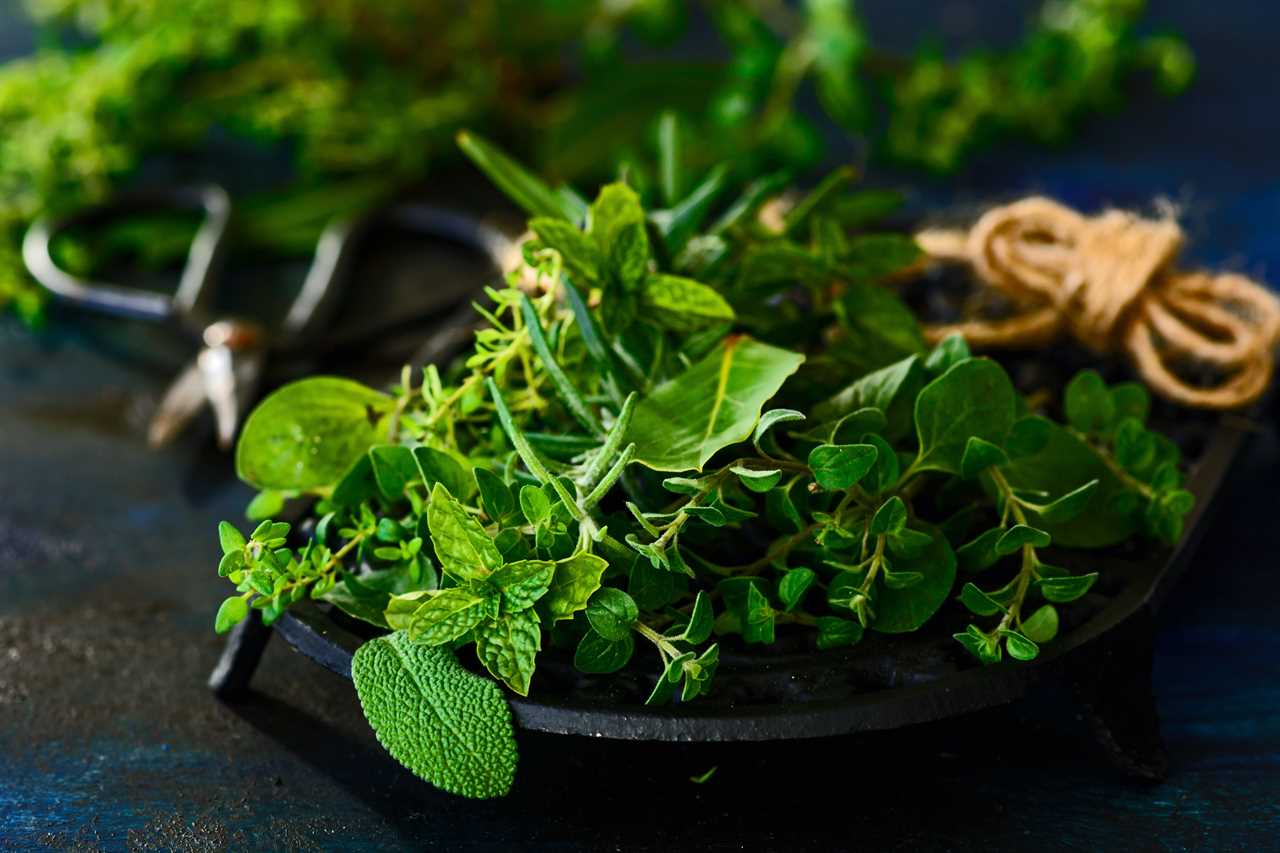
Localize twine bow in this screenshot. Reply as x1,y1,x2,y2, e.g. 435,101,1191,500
915,197,1280,409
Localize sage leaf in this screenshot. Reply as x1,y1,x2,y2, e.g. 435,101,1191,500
351,632,516,799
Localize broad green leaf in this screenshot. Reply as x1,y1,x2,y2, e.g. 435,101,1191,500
414,446,474,502
1064,369,1115,433
474,608,541,696
640,273,735,331
1001,629,1039,661
490,560,555,612
680,591,715,643
995,524,1051,555
457,131,578,222
1033,479,1099,523
956,528,1004,572
370,445,419,500
1001,421,1137,547
814,354,923,442
809,443,878,491
236,377,392,491
575,629,634,674
590,182,649,290
474,468,515,522
816,616,864,650
923,333,970,375
541,553,608,622
912,359,1017,475
628,559,683,611
960,437,1010,479
1037,571,1098,603
778,568,816,611
351,632,516,799
872,528,957,633
519,485,551,526
407,588,492,645
1006,415,1052,458
836,234,922,283
869,496,907,536
214,596,248,634
427,483,502,581
958,582,1006,616
218,521,246,555
830,283,925,374
626,336,805,471
954,624,1002,664
742,583,776,644
1021,604,1059,643
731,465,782,493
586,587,639,641
1111,382,1151,425
331,454,378,509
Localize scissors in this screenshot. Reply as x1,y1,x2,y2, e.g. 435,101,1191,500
23,184,515,449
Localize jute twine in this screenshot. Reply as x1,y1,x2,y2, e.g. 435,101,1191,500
915,197,1280,409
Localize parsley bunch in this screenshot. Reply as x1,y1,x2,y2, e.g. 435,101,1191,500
212,132,1194,798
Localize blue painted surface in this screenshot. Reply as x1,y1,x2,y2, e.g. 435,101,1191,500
1,2,1279,850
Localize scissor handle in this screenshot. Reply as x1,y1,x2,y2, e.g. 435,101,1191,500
22,185,231,324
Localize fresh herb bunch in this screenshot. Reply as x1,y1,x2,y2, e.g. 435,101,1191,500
0,0,1190,320
212,132,1194,798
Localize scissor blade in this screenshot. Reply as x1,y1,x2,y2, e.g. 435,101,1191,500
147,360,207,448
198,345,264,450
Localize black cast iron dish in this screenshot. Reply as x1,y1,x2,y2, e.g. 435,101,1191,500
210,351,1248,782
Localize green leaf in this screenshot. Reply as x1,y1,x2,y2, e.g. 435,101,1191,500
519,485,551,526
816,616,864,650
474,609,541,696
1110,382,1151,425
742,583,776,645
754,408,806,451
1006,415,1052,458
652,165,729,257
414,446,474,502
427,483,503,581
814,354,923,442
586,588,639,641
958,582,1006,616
912,359,1017,475
954,625,1002,664
1001,629,1039,661
370,445,419,500
590,182,650,290
860,433,900,494
778,568,816,611
731,466,782,493
407,588,493,645
458,131,578,222
541,553,607,622
872,528,957,633
574,629,634,674
831,283,926,373
1001,420,1138,547
351,632,516,799
639,273,735,331
923,333,970,375
529,217,600,285
331,454,379,509
245,490,288,521
218,521,246,555
869,496,907,536
235,377,392,491
808,443,878,491
626,336,805,471
1034,480,1099,523
490,560,555,612
837,234,922,283
628,560,682,611
960,437,1010,479
956,528,1004,572
1037,572,1098,603
520,294,602,436
474,468,515,522
1021,604,1060,643
785,166,857,235
678,591,715,644
1064,369,1116,433
214,596,248,634
995,524,1051,555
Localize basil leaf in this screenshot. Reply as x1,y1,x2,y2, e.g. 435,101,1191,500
236,377,392,491
627,336,805,471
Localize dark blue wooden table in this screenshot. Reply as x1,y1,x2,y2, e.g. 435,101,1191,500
2,2,1278,850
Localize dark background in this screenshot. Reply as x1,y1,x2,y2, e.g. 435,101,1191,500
2,2,1278,850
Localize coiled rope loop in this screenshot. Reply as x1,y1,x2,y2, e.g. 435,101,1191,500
916,197,1280,409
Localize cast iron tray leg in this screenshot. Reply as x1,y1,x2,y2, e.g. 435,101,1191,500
208,610,272,699
1069,605,1167,781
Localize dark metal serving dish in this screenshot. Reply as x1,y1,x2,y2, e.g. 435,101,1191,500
211,356,1250,780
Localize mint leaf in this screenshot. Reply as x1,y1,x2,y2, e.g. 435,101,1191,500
540,552,607,622
490,560,555,612
351,632,516,799
474,609,541,696
407,588,493,645
427,482,503,581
